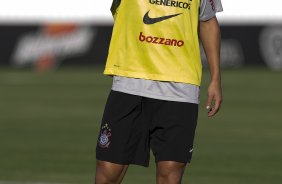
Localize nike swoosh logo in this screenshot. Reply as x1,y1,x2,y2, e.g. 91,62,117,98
143,10,182,25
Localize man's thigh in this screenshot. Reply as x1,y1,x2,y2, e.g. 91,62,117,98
95,160,129,184
156,161,186,184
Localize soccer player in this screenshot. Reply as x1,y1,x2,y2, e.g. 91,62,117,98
95,0,223,183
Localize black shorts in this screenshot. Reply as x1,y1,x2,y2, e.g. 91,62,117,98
96,90,198,167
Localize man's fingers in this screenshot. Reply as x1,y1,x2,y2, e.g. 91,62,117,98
207,96,222,117
208,105,218,117
206,94,213,111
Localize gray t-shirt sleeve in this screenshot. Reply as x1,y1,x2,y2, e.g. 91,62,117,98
199,0,223,21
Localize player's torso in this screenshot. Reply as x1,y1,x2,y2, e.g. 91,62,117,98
106,0,202,86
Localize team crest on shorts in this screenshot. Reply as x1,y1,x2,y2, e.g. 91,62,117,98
98,123,112,148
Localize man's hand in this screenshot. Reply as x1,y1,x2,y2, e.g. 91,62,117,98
206,81,222,117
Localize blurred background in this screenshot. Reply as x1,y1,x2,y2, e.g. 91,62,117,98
0,0,281,184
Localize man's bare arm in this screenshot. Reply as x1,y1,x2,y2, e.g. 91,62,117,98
199,16,222,117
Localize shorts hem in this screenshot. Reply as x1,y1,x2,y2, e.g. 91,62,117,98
155,158,192,164
96,156,149,167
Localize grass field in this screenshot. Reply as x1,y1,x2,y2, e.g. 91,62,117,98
0,66,281,184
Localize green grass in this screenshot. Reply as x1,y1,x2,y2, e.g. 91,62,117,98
0,67,281,184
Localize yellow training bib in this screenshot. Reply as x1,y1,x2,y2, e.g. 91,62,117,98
104,0,202,86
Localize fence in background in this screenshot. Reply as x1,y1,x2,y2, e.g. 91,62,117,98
0,24,281,71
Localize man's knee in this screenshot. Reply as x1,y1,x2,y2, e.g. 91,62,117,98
95,173,115,184
157,161,186,184
95,160,128,184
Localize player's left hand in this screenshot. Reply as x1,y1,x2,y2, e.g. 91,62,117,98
206,81,222,118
